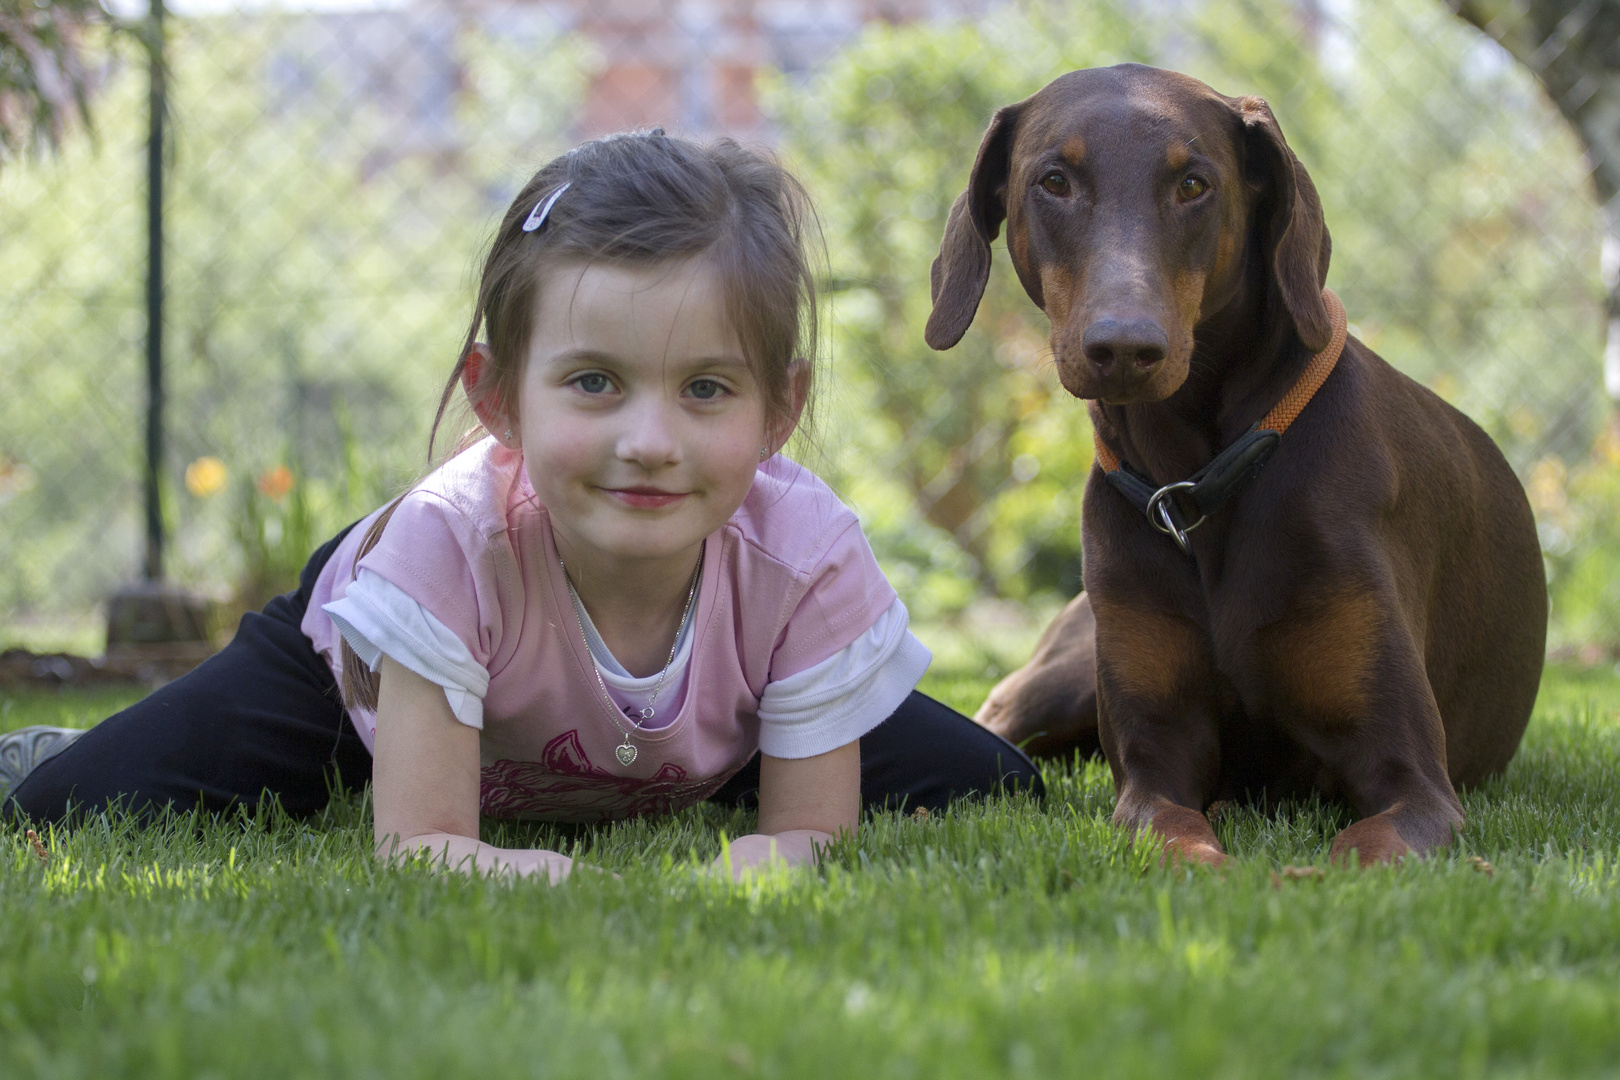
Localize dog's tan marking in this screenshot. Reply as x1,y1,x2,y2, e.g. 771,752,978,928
1094,600,1205,703
1060,134,1086,165
1260,588,1380,720
1172,268,1205,332
1009,226,1031,274
1166,142,1191,172
1150,803,1227,867
1041,263,1076,327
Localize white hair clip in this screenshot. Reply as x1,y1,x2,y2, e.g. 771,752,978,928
522,182,571,233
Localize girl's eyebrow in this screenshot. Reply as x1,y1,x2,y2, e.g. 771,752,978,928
681,355,752,371
542,349,751,372
540,348,615,368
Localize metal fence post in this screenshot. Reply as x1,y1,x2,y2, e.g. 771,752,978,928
103,0,213,676
143,0,166,583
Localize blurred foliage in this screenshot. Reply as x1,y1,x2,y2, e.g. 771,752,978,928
1532,418,1620,657
0,0,1614,656
1183,0,1605,467
229,406,373,615
0,6,585,621
771,8,1148,612
0,0,111,164
774,0,1610,642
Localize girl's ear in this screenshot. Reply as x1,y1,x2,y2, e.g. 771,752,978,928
462,343,518,448
765,359,810,455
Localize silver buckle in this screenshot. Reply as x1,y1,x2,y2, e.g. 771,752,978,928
1146,481,1205,555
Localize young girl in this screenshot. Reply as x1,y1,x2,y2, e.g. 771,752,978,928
3,133,1041,879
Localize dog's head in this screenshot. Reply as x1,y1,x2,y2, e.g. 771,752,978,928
926,64,1332,405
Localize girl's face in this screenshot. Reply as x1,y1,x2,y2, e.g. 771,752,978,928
503,257,783,570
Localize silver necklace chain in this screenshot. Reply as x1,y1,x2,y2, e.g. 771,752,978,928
559,546,704,767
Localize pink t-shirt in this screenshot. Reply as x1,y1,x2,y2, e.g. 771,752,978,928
301,439,911,822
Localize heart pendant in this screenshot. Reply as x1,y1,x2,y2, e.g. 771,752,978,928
615,742,638,766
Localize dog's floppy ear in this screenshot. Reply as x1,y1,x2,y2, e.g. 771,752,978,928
1239,97,1332,352
925,103,1021,351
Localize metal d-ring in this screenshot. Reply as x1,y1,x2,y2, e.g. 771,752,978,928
1146,480,1204,555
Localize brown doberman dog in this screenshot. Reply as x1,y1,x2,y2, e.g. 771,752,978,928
928,65,1547,865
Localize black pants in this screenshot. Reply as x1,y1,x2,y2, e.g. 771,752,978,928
8,528,1042,824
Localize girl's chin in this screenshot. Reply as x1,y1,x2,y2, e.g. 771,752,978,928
577,530,710,563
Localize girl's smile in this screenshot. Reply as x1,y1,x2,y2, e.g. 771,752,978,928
603,486,689,509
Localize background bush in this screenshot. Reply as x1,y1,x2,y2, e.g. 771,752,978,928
0,0,1611,655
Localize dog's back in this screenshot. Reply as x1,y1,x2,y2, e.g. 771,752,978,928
1348,344,1545,785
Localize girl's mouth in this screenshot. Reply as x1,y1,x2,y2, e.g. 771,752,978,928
603,487,689,510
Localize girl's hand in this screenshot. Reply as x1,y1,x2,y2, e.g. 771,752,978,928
709,740,860,881
376,831,580,883
709,829,835,879
373,657,595,882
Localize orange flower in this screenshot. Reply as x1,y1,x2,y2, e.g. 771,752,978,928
0,457,38,500
257,464,295,502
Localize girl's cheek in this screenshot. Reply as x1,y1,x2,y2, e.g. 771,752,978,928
527,417,606,481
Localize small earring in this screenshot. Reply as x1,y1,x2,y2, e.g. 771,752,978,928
504,427,513,442
759,447,769,460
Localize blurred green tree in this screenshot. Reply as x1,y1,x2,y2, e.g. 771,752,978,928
772,6,1148,612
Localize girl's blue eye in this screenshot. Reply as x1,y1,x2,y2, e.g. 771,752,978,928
575,373,611,394
688,378,726,400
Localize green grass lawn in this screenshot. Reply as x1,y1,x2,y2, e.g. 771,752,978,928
4,665,1618,1079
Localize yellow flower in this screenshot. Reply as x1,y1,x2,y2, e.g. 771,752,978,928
1595,417,1620,469
185,456,228,498
1527,456,1566,517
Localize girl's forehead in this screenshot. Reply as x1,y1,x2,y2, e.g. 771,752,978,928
531,257,744,364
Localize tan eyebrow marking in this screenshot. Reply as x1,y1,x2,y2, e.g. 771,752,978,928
1060,134,1086,165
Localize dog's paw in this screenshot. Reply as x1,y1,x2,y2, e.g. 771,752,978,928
1329,816,1413,867
1161,836,1229,869
1149,803,1228,868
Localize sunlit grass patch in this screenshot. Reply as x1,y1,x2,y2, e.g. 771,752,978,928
3,664,1618,1077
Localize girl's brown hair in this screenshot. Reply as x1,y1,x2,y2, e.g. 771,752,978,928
340,131,822,712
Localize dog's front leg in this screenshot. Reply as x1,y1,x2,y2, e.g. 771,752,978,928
1092,599,1230,866
1316,676,1465,866
1251,589,1467,865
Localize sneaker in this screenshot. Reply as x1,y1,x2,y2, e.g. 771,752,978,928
0,726,88,803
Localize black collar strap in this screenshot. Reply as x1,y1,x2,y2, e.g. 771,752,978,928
1098,427,1281,553
1088,289,1349,556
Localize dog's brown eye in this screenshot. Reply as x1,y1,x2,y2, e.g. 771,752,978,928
1178,175,1209,201
1040,170,1070,196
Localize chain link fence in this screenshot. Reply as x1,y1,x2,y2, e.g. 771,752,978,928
1,0,1614,669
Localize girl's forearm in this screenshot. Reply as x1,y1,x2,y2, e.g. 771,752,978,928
711,829,836,879
377,831,575,882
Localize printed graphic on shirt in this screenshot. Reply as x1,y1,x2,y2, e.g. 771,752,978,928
478,729,732,822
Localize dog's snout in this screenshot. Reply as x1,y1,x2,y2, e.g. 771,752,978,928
1082,318,1169,377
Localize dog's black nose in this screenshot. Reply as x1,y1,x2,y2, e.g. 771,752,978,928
1083,318,1168,379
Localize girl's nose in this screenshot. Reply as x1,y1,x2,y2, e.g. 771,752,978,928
615,401,682,468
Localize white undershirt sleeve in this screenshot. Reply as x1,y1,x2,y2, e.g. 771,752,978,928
756,598,932,760
321,568,490,729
